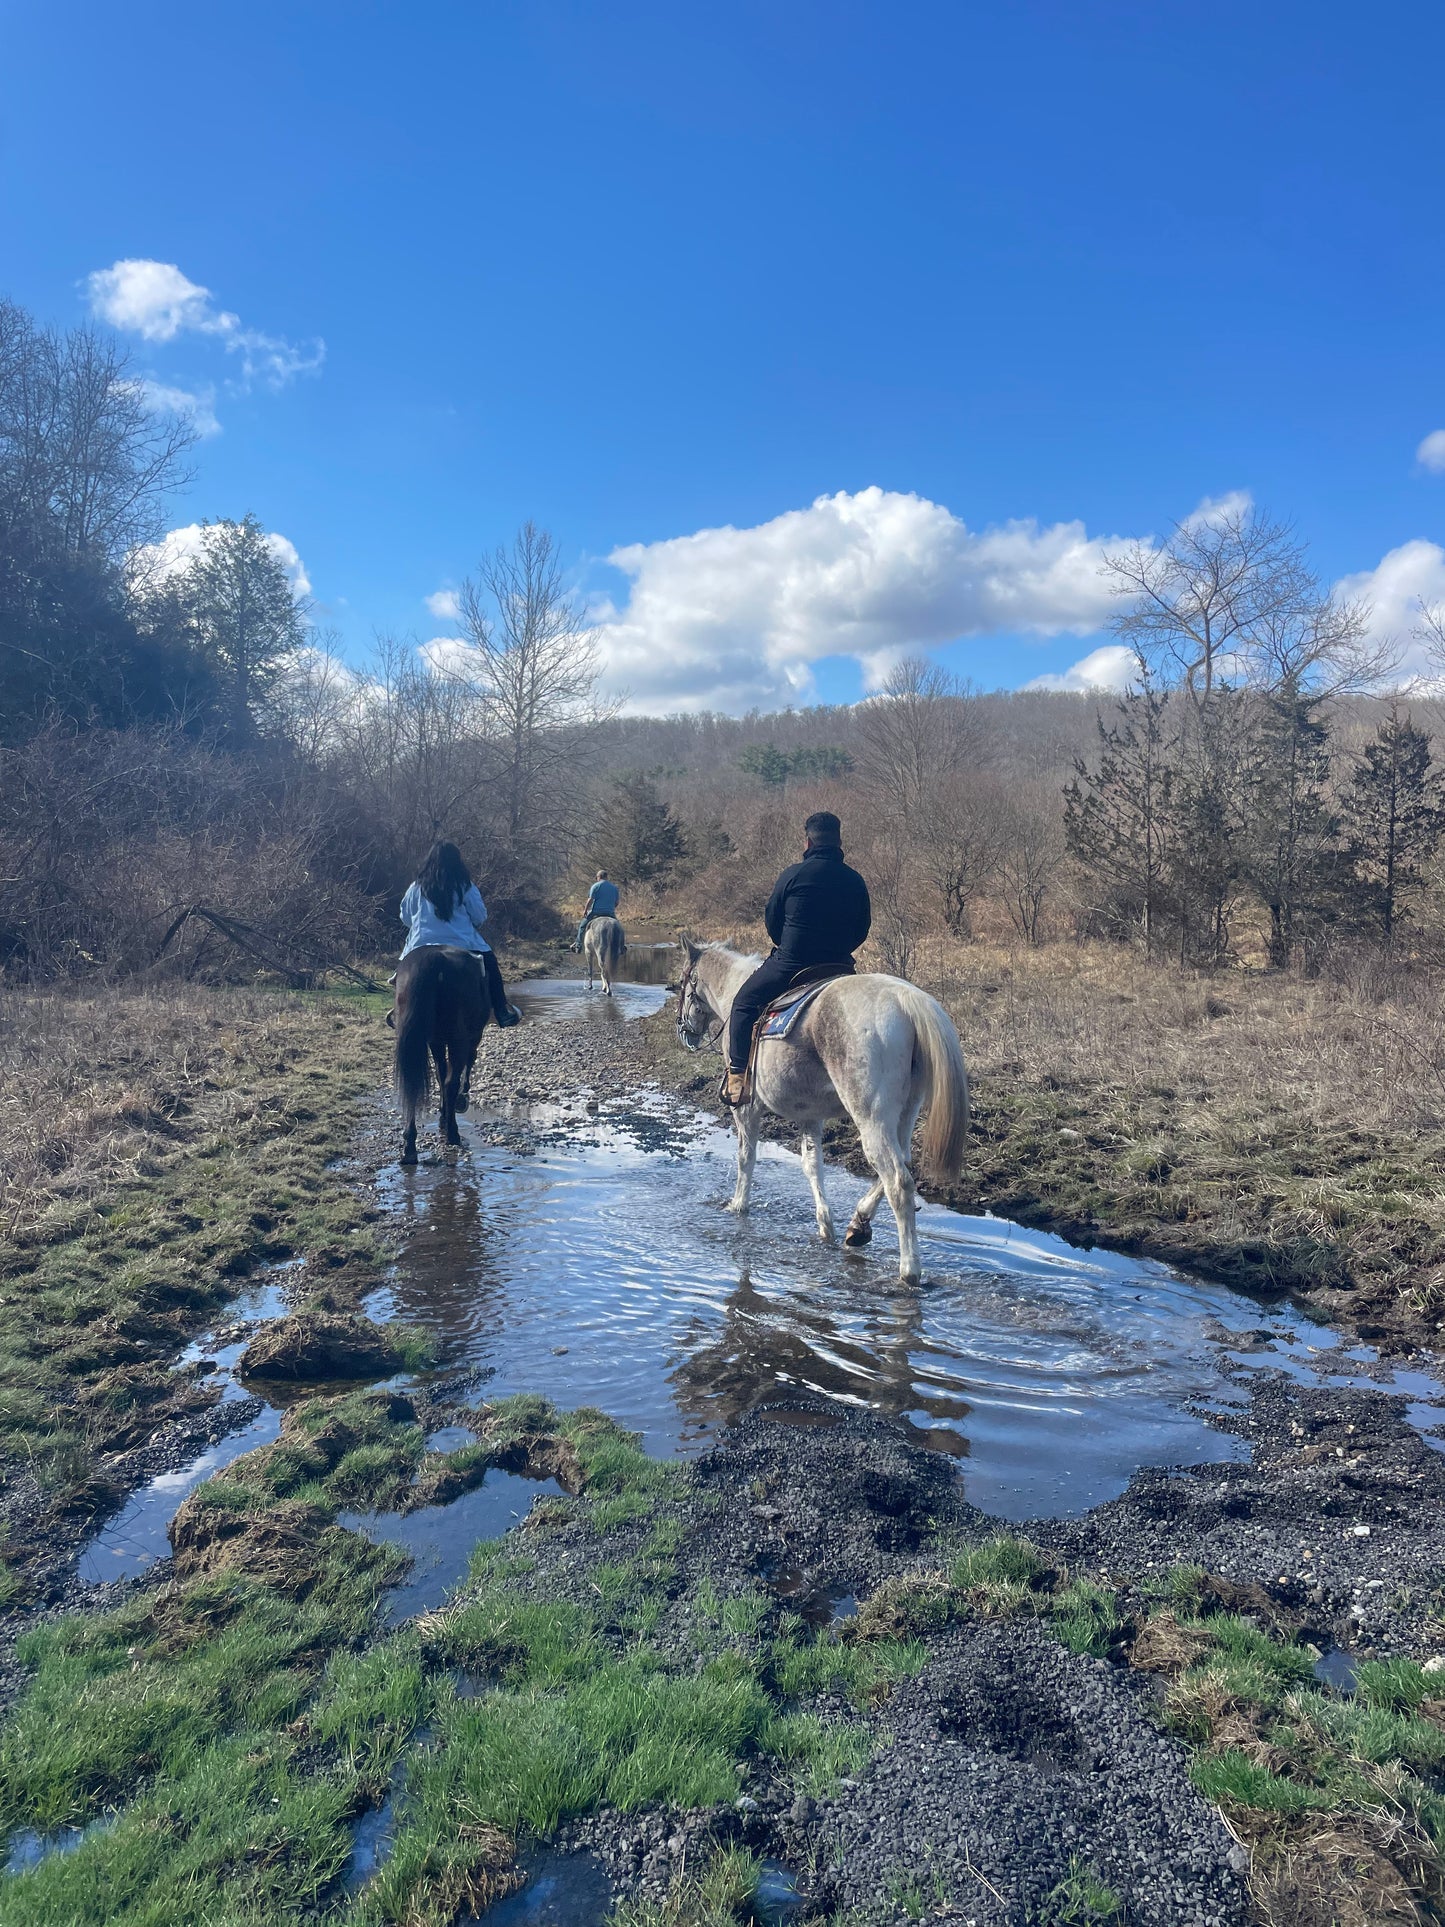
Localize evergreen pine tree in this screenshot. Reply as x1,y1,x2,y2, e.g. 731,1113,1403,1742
1064,681,1176,959
589,772,689,884
1246,683,1337,970
1340,705,1445,944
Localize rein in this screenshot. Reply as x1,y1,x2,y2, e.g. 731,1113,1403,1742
676,956,725,1056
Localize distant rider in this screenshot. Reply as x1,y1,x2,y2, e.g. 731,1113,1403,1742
721,811,871,1106
398,840,520,1027
574,870,621,952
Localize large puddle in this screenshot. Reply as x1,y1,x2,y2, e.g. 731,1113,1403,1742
78,967,1445,1594
372,1027,1445,1517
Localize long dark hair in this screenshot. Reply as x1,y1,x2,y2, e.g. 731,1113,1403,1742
417,840,471,921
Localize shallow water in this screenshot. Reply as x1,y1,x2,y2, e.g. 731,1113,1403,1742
5,1815,113,1876
74,972,1445,1608
512,942,672,1026
476,1846,614,1924
341,1469,565,1626
78,1278,291,1583
374,1090,1445,1519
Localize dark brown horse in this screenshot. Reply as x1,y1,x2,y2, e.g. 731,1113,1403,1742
394,946,489,1164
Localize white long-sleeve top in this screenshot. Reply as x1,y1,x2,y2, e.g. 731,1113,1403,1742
398,880,492,957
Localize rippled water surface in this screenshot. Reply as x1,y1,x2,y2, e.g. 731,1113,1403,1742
373,982,1445,1516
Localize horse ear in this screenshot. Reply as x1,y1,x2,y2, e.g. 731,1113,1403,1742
681,933,700,962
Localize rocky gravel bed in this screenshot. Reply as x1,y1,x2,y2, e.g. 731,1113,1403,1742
1038,1375,1445,1659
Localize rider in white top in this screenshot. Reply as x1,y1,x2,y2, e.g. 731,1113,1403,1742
399,879,491,957
391,842,519,1028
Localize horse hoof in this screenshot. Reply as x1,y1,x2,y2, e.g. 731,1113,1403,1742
844,1222,873,1248
454,1093,469,1114
400,1149,417,1168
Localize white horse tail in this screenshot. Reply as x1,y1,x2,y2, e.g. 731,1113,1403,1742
898,984,969,1183
602,918,625,972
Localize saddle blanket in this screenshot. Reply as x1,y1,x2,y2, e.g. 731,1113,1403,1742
758,976,838,1040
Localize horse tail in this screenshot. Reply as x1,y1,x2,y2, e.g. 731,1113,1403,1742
394,955,435,1123
604,919,625,971
899,985,969,1183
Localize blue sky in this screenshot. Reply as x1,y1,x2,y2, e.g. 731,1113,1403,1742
4,0,1443,709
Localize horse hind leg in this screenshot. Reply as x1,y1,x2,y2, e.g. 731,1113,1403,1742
857,1119,922,1282
844,1178,884,1249
800,1128,835,1242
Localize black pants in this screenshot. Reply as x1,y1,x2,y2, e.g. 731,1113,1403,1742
727,956,852,1070
481,950,511,1023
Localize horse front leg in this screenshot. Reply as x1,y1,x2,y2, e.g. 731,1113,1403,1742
726,1105,759,1215
800,1129,835,1242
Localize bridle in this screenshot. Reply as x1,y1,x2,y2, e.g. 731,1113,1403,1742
676,953,725,1056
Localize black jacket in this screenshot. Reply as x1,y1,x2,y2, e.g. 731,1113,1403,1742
763,846,872,967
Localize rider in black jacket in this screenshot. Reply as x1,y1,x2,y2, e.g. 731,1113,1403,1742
723,812,871,1105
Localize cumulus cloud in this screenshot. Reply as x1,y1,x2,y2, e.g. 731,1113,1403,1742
1416,430,1445,475
1024,644,1141,694
1334,539,1445,680
132,522,312,598
86,258,324,392
586,486,1133,712
425,588,462,622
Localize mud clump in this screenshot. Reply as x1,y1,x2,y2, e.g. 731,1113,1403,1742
240,1310,403,1382
168,1492,334,1591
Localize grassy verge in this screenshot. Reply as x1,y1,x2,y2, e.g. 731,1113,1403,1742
0,982,394,1578
0,1395,920,1926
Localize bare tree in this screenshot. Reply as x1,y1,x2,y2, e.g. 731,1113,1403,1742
853,656,988,821
458,522,609,848
920,772,1008,937
998,787,1065,946
1105,503,1320,704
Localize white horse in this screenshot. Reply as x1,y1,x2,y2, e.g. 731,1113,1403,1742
676,940,968,1281
583,915,626,994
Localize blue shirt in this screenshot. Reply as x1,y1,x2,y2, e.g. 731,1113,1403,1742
586,879,620,916
399,881,491,956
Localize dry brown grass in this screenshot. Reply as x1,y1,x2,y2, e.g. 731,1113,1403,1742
907,940,1445,1336
0,981,386,1246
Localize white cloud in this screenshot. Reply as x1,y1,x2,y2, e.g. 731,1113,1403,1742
1024,644,1141,694
418,636,479,677
85,258,324,391
1180,488,1255,531
131,377,220,438
265,532,312,597
425,588,462,622
131,522,312,598
1334,539,1445,680
88,260,214,341
1416,430,1445,475
586,486,1133,712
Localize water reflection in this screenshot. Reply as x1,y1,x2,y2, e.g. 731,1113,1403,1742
371,1101,1435,1518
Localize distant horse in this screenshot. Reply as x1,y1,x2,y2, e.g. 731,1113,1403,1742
676,939,968,1281
583,915,626,995
394,946,489,1165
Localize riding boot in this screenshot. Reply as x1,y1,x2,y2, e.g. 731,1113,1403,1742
482,951,521,1027
719,1067,749,1108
